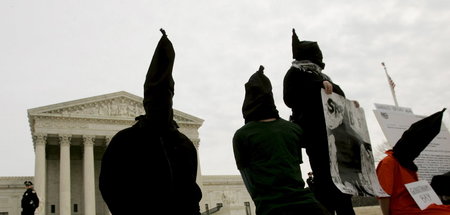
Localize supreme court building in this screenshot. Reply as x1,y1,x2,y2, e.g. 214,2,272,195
0,91,253,215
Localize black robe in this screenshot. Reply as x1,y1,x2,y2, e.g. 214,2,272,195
284,66,356,215
283,66,345,183
99,122,201,215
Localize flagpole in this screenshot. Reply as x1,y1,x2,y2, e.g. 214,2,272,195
381,62,399,107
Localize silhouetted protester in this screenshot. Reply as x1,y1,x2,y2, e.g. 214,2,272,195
377,109,450,215
99,29,202,215
283,29,355,215
233,66,329,215
431,171,450,205
21,181,39,215
307,172,316,192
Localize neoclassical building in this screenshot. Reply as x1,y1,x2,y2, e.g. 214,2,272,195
0,91,254,215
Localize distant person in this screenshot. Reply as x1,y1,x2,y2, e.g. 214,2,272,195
99,29,202,215
233,66,329,215
21,181,39,215
307,172,315,192
377,109,450,215
283,28,355,215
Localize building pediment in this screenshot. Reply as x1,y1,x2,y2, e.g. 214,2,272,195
28,91,203,125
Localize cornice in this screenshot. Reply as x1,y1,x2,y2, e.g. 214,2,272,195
26,91,204,146
0,176,34,189
27,91,141,114
29,114,202,129
202,175,244,186
0,176,34,180
27,91,204,126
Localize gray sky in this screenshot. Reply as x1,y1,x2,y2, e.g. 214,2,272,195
1,0,450,179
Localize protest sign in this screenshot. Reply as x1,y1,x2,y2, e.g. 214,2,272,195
405,180,442,210
321,90,388,197
374,104,450,182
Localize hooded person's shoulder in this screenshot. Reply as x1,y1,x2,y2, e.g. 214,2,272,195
104,126,160,155
162,129,196,151
107,126,140,145
377,151,398,171
284,66,301,79
285,66,322,82
274,118,303,133
234,121,258,134
173,130,194,146
235,118,302,135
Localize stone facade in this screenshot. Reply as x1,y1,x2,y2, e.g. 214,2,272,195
0,91,255,215
201,175,254,215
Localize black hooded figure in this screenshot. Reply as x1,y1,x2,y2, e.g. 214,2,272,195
393,108,446,172
99,29,202,215
283,29,355,215
242,66,280,124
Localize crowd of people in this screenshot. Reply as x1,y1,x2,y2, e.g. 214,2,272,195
23,29,450,215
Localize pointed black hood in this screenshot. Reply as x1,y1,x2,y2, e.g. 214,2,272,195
291,28,325,69
242,66,279,124
142,29,176,128
393,108,446,171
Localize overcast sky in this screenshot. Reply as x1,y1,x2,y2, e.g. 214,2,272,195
1,1,450,179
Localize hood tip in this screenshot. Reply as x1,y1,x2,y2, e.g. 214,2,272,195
258,65,264,73
160,28,167,36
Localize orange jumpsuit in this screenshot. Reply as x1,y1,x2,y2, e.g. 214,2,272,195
376,150,450,215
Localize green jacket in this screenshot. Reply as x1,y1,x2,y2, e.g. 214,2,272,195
233,118,316,215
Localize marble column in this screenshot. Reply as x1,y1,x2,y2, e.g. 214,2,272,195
192,139,203,187
105,136,113,215
59,134,71,215
33,133,47,215
83,135,96,215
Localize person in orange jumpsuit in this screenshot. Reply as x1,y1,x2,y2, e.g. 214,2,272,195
431,171,450,205
376,109,450,215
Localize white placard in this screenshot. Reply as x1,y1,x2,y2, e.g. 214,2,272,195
322,90,388,197
374,105,450,182
374,103,414,115
405,180,442,210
